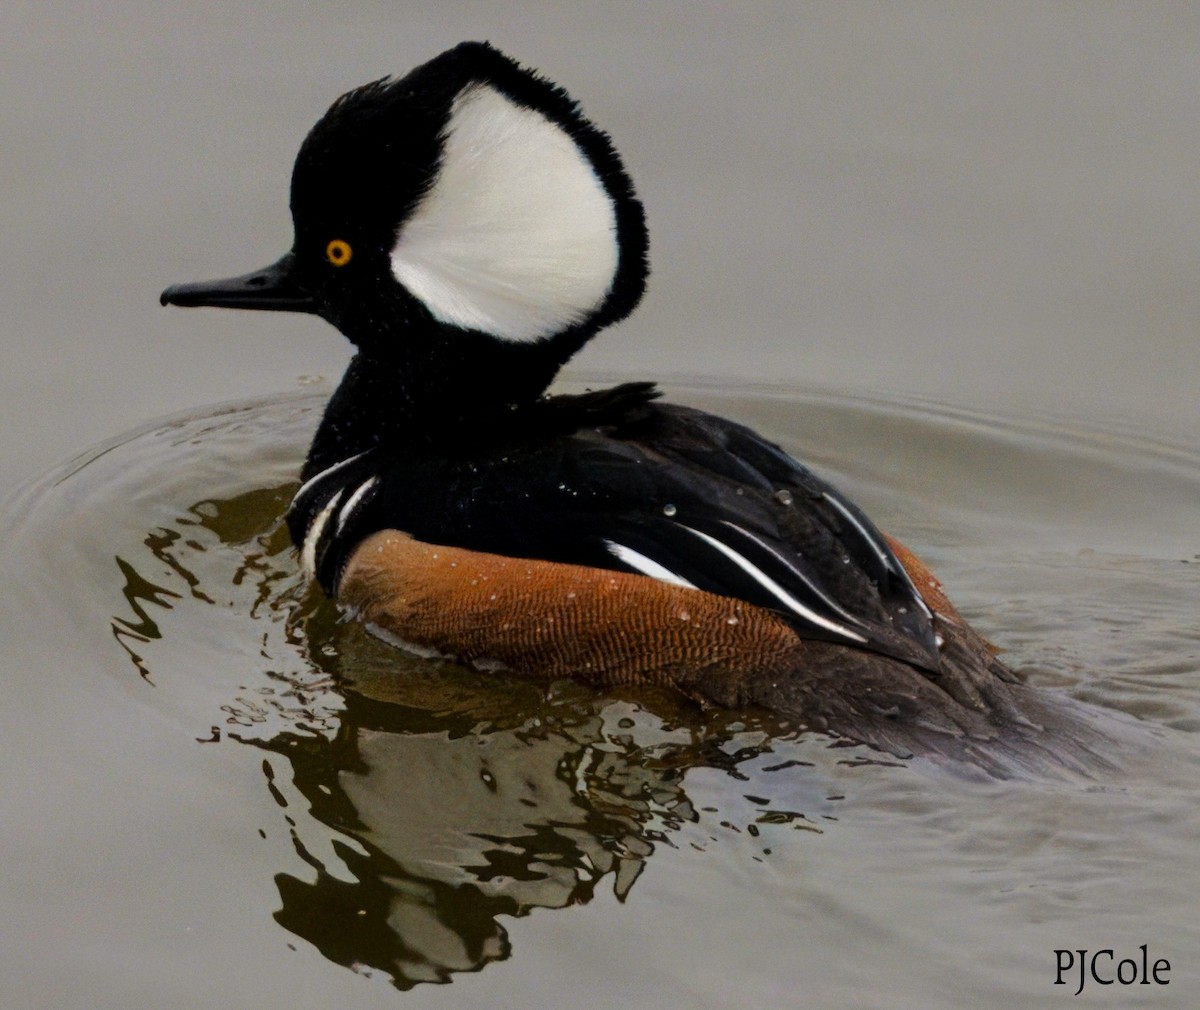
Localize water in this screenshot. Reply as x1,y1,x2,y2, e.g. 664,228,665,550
2,383,1197,1008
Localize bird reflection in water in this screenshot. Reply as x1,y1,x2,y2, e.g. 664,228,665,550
262,615,789,989
110,477,825,989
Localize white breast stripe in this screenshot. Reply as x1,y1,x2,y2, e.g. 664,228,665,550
679,524,868,643
336,476,379,535
291,451,370,513
300,490,344,577
604,541,698,590
718,520,867,628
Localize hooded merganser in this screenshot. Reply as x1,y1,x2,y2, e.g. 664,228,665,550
161,42,1093,767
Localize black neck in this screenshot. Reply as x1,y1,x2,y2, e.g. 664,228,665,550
301,328,583,480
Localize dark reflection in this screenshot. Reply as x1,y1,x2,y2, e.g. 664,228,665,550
110,474,823,990
255,608,792,988
111,482,297,681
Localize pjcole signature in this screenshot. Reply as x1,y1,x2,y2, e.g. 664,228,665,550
1054,945,1170,996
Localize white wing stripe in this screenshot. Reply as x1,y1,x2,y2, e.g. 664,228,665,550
604,541,698,589
718,520,868,628
820,491,932,619
821,491,894,571
890,563,933,619
679,524,868,642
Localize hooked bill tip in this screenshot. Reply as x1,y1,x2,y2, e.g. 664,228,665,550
160,281,229,308
155,256,316,313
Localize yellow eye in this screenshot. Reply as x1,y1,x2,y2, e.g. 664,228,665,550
325,239,352,267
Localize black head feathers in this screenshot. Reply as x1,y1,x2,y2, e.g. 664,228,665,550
291,42,648,352
164,42,648,393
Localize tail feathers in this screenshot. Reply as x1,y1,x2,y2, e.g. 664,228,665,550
742,632,1126,780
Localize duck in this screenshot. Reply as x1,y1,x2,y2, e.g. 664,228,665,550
161,41,1108,773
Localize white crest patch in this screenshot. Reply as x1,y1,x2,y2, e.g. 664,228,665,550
390,83,619,342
